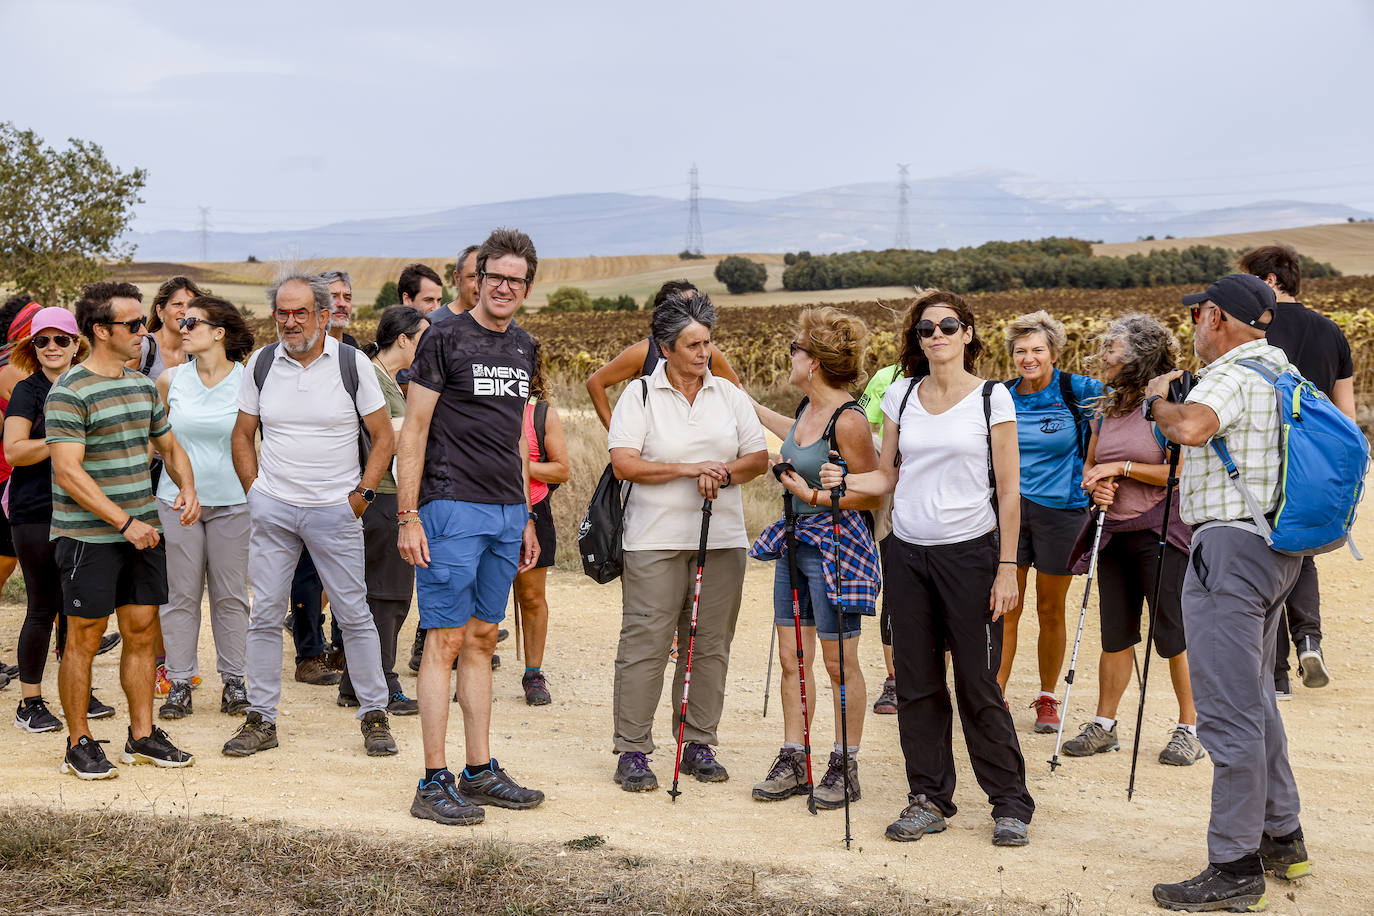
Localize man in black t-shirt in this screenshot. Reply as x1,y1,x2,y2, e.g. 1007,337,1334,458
397,228,545,826
1242,245,1354,698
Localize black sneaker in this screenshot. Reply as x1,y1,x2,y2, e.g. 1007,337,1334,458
388,691,419,716
1153,865,1266,912
0,669,9,691
1259,830,1311,881
96,632,121,656
497,628,510,643
122,725,194,768
458,759,545,809
62,735,118,780
159,680,193,720
1274,671,1292,701
336,692,360,708
490,653,501,671
521,670,551,706
88,692,115,719
223,711,278,757
15,697,63,734
680,742,729,782
220,676,249,715
885,795,948,842
411,770,484,826
0,659,18,681
361,710,398,756
614,751,659,792
1296,636,1329,689
408,631,424,673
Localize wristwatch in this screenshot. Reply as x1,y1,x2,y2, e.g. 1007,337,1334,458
1142,394,1162,421
351,486,376,504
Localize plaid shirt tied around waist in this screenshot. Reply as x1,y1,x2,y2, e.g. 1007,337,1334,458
750,509,881,613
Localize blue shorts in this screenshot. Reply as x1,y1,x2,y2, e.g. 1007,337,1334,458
416,500,525,630
771,541,866,641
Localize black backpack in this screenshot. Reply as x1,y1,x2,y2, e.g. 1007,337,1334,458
253,341,371,469
1003,371,1090,463
532,399,559,495
578,380,647,584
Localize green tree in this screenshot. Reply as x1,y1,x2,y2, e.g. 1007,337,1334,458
375,281,400,309
544,285,592,312
0,122,147,306
714,255,768,294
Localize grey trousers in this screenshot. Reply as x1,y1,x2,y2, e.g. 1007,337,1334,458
156,500,251,683
613,548,747,754
244,488,388,720
1183,525,1303,863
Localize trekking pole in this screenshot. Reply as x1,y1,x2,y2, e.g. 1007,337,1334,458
1127,441,1181,800
1050,508,1107,772
668,498,713,802
827,452,853,849
1132,650,1142,691
762,628,775,717
771,479,818,813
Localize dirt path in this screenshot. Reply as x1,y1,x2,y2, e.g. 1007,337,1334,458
2,511,1371,914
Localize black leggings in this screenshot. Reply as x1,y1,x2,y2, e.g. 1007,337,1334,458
14,522,63,685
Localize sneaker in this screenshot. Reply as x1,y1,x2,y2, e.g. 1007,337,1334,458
490,653,501,671
885,794,947,841
1062,721,1119,757
408,631,424,673
521,670,551,706
14,697,63,733
0,669,9,691
1275,671,1292,701
222,711,278,757
872,677,897,714
458,759,545,809
388,690,419,716
680,742,729,782
1259,830,1311,881
752,747,808,801
1159,726,1206,766
613,751,658,792
158,680,193,720
122,725,194,768
336,692,360,708
0,659,18,680
1152,865,1266,912
61,735,118,780
87,692,115,720
1296,636,1329,689
96,632,121,655
813,750,860,809
497,628,510,643
295,655,341,686
992,816,1030,847
361,709,397,756
1030,695,1061,734
154,663,172,697
220,676,250,715
411,770,484,826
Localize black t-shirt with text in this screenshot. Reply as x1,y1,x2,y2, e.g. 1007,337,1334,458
4,373,54,525
409,310,534,507
1265,301,1353,398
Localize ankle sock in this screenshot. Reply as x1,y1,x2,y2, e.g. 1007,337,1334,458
1272,826,1304,844
783,742,804,752
1179,723,1198,736
1095,716,1116,730
524,666,540,675
1213,853,1263,877
1039,690,1056,700
424,767,444,781
464,760,494,777
833,743,860,756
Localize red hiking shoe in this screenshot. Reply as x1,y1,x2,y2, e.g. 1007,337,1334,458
1030,695,1060,734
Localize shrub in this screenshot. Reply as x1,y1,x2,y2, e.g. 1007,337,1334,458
544,286,592,313
714,256,768,294
678,249,705,260
374,281,400,309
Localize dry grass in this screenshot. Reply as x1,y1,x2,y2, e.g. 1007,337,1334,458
1094,221,1374,275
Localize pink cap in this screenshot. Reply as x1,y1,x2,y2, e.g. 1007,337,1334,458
29,306,79,337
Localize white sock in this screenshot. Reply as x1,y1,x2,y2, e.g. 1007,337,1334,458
783,741,803,752
1095,716,1116,731
1039,691,1056,701
1179,723,1197,736
833,743,860,756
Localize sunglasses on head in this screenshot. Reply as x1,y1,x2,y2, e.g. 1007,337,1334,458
100,316,147,333
178,316,222,332
915,317,966,339
33,334,75,349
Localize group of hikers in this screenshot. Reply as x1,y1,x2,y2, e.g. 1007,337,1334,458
0,233,1357,912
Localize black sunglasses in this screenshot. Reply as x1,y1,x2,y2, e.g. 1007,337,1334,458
915,317,966,339
178,316,223,332
33,334,75,349
788,341,810,356
100,316,147,333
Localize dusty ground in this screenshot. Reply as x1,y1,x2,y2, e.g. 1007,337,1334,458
1,509,1371,915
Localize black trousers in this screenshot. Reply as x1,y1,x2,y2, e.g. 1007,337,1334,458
13,522,62,685
886,532,1035,823
340,495,414,697
290,548,341,663
1275,556,1320,675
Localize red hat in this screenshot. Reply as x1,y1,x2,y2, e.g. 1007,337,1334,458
8,301,43,343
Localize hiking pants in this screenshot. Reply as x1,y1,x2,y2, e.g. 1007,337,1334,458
1274,556,1320,677
156,500,250,684
340,494,413,698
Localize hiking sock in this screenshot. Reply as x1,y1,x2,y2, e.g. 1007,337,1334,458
424,768,444,782
524,666,541,675
1214,853,1263,877
1038,690,1056,700
1095,716,1116,730
783,741,804,752
156,654,166,666
1273,826,1304,844
464,760,495,778
833,743,860,756
1179,723,1198,736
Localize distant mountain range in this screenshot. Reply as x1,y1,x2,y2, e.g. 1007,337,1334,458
125,169,1374,261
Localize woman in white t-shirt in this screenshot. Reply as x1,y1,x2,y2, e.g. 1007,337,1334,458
607,290,769,794
821,290,1035,847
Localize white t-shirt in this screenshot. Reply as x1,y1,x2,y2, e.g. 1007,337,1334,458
881,377,1016,546
608,363,767,551
238,336,385,508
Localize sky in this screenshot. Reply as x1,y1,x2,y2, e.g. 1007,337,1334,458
4,0,1373,235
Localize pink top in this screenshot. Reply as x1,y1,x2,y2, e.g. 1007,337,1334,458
1095,410,1166,522
524,400,549,507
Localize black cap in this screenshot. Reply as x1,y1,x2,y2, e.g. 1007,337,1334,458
1181,273,1276,330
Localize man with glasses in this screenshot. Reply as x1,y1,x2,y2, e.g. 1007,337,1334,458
398,228,544,825
224,272,400,759
47,280,201,779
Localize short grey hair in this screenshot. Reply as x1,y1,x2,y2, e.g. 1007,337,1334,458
1004,309,1067,359
651,290,717,351
317,269,352,291
454,245,479,275
267,272,330,312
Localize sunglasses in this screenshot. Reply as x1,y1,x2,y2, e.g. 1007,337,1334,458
33,334,75,349
915,317,966,339
178,316,223,332
1189,304,1225,324
100,316,147,333
788,341,810,356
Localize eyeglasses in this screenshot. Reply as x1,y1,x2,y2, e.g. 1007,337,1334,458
788,341,810,356
178,316,223,332
1190,304,1224,324
99,316,147,333
915,317,966,339
274,308,315,323
33,334,75,349
480,271,528,293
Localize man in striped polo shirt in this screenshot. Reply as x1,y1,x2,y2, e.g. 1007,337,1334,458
47,280,201,779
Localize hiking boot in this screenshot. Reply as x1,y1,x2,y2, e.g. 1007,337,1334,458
324,644,346,672
613,751,658,792
680,742,729,782
872,677,897,714
1259,830,1311,881
220,676,250,715
1153,865,1266,912
458,759,545,809
154,663,172,697
122,725,194,768
752,747,808,801
992,816,1030,847
1274,671,1292,701
87,692,115,720
222,711,278,757
62,735,117,780
296,655,341,686
159,680,193,720
1062,721,1119,757
521,670,551,706
15,697,62,734
1159,726,1206,766
361,710,398,756
813,750,860,809
1030,695,1060,734
408,631,424,673
1296,636,1329,689
336,692,360,708
885,795,947,841
411,770,484,826
388,690,419,715
97,632,121,655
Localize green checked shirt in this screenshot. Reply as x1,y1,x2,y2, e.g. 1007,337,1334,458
1179,339,1295,527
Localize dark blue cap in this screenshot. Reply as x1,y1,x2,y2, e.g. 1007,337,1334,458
1181,273,1275,330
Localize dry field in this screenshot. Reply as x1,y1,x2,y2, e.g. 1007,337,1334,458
1094,222,1374,275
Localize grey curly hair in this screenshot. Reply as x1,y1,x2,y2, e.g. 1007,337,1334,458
1004,309,1067,359
1092,313,1181,417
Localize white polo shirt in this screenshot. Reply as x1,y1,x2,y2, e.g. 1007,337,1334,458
608,363,767,551
238,336,385,507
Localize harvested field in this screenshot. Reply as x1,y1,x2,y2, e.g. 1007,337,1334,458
1094,222,1374,276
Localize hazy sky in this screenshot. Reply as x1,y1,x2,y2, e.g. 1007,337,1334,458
5,0,1373,234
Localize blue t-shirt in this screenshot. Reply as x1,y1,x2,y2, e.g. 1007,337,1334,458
1007,369,1103,509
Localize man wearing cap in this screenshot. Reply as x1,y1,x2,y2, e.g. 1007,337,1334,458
1144,274,1308,912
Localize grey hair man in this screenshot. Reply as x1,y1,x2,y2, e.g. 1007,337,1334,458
318,270,359,347
430,245,480,325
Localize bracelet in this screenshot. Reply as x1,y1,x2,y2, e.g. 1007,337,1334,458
398,517,420,527
723,469,732,488
397,508,419,517
119,516,134,534
808,488,819,507
1123,460,1133,479
998,560,1018,565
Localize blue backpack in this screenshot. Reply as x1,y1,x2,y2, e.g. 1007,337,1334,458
1209,359,1368,557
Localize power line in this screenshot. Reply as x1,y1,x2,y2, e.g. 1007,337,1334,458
894,164,910,249
684,164,704,256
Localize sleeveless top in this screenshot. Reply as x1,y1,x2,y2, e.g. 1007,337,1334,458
157,363,246,507
524,400,549,506
780,417,831,517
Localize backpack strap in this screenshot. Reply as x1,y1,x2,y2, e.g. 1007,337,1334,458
252,343,279,391
823,400,863,456
983,381,997,498
1209,437,1275,542
534,399,550,462
337,342,362,420
139,335,158,377
640,336,660,378
892,377,922,467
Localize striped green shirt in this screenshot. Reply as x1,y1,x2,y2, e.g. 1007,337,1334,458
45,366,171,543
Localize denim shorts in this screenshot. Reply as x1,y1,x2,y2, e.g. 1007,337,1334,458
771,541,867,640
416,500,525,630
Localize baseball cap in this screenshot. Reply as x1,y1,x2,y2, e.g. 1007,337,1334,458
1181,273,1276,330
30,306,79,337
